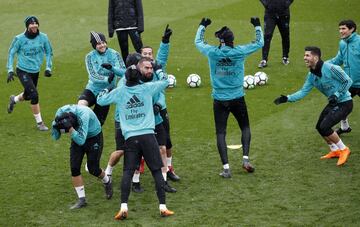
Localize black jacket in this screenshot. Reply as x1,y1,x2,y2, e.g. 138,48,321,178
108,0,144,37
260,0,294,16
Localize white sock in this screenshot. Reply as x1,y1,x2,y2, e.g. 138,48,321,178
166,157,172,167
14,95,20,103
336,140,346,150
121,203,128,211
243,155,249,160
101,174,109,184
223,163,230,169
329,143,339,152
105,164,113,176
162,172,167,181
34,113,43,124
132,172,140,183
75,186,85,198
159,204,167,211
341,119,349,130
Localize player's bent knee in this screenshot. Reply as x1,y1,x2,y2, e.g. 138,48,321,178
317,125,333,137
29,91,39,104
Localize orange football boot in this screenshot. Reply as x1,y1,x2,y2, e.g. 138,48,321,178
114,209,128,220
337,147,351,166
320,150,340,159
160,209,174,217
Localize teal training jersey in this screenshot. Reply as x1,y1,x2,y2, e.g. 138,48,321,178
195,25,264,101
7,32,53,73
287,62,352,103
328,32,360,88
100,80,169,140
51,105,102,146
85,48,126,96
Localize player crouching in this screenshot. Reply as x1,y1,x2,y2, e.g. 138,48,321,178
51,104,112,209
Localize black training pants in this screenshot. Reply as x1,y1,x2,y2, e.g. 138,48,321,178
213,97,251,165
116,30,143,61
262,14,290,61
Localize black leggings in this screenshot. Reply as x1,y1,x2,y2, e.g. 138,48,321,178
120,134,165,204
316,100,353,137
16,68,39,104
213,97,251,165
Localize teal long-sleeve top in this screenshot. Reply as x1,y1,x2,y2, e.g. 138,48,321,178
7,32,53,73
195,25,264,101
51,105,102,146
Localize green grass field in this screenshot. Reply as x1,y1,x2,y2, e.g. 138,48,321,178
1,0,360,226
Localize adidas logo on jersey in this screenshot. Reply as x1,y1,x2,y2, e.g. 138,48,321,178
126,95,144,109
216,57,234,66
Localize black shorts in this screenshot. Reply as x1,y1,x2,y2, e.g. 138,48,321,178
115,121,126,150
123,134,163,171
349,87,360,97
155,123,166,146
160,109,172,149
78,89,110,125
70,132,103,177
16,68,40,104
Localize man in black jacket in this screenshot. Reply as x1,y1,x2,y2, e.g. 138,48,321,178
108,0,144,61
258,0,294,68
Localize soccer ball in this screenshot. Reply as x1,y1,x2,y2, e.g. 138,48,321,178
243,75,256,89
254,71,268,86
187,74,201,88
167,74,176,88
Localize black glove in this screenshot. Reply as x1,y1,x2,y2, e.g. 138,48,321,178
109,31,114,38
162,24,173,43
152,61,162,71
108,72,115,84
54,113,76,133
274,95,288,105
328,95,338,107
44,70,52,77
7,72,15,83
200,18,212,27
153,103,162,115
251,17,261,27
101,63,113,70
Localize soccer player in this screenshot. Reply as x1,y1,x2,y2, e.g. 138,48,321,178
195,17,263,178
6,16,53,131
78,31,125,126
51,104,112,209
258,0,294,68
274,46,352,166
328,20,360,135
112,58,174,219
140,25,181,182
98,54,176,193
98,53,142,193
108,0,144,61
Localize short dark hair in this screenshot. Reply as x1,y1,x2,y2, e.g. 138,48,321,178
138,57,152,65
339,19,357,33
305,46,321,58
140,46,153,52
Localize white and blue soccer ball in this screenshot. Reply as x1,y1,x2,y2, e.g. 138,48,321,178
243,75,256,89
167,74,176,88
187,74,201,88
254,71,268,86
